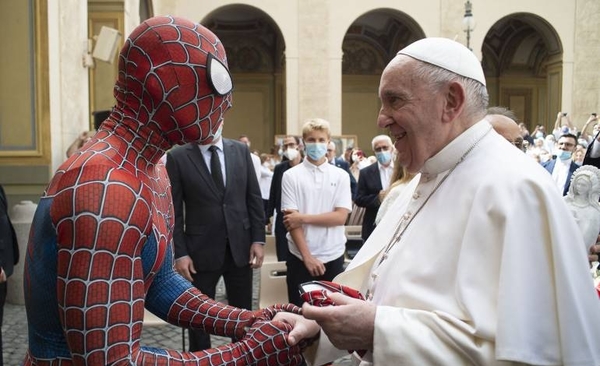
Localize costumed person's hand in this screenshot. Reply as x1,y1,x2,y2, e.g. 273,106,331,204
242,319,304,366
174,255,196,282
0,268,5,283
249,242,264,269
273,312,320,347
302,292,376,352
255,303,302,322
303,254,326,277
283,210,303,231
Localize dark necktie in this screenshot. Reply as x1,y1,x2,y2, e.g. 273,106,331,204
209,145,225,192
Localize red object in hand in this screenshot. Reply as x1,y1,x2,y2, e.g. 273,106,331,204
299,280,367,357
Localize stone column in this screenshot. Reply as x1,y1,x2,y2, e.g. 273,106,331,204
7,200,37,305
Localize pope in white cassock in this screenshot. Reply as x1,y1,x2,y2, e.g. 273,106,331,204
299,37,600,366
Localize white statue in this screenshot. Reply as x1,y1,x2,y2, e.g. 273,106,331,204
564,165,600,252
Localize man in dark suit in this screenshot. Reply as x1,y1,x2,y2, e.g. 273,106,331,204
355,135,394,242
267,135,302,261
327,141,357,199
0,184,18,366
542,133,579,196
166,130,266,352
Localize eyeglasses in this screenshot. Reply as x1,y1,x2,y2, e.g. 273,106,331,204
558,142,575,147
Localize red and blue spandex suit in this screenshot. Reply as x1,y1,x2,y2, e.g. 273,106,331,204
23,16,303,366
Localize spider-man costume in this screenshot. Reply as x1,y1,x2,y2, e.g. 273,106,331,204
23,16,305,365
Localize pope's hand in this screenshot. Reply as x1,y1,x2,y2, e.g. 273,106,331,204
302,292,376,351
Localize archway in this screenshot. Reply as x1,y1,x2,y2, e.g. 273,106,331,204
341,9,425,150
202,5,285,155
482,13,563,132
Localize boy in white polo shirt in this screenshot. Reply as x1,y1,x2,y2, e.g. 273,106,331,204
281,118,352,306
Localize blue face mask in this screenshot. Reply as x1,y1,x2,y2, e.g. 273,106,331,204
376,151,392,165
535,132,544,138
305,143,328,161
558,150,572,161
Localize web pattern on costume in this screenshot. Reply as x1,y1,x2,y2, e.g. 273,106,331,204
22,15,303,366
114,15,232,145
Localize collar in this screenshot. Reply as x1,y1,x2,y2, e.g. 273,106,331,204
422,119,491,176
378,161,394,170
557,156,572,166
197,138,224,153
303,157,329,171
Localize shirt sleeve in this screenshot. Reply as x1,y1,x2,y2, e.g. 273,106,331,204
333,170,352,211
280,170,298,212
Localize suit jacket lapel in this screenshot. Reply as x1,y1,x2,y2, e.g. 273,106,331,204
222,139,234,194
185,143,222,196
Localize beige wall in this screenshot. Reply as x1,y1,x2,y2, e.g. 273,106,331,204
152,0,600,134
2,0,600,199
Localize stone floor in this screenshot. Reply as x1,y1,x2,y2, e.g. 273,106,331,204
2,271,352,365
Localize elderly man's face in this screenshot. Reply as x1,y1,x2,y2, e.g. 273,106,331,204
487,114,523,150
377,57,447,173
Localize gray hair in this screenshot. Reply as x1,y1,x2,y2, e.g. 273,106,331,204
371,135,393,150
412,61,488,122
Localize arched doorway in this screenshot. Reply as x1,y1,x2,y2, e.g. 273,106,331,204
202,5,285,155
341,9,425,150
482,13,563,132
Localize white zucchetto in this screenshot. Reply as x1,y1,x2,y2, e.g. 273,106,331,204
397,37,486,86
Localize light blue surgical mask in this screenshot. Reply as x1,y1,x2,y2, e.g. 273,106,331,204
558,150,572,161
535,132,544,138
305,143,328,161
376,151,392,165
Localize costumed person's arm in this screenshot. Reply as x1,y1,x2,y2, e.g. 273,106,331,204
165,151,197,282
52,166,306,365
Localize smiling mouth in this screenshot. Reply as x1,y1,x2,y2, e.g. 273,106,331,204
393,132,407,143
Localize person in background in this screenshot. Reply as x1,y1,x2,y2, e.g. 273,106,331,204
239,135,262,182
268,135,303,261
281,119,351,306
343,146,354,165
374,162,415,227
542,133,579,196
301,37,600,366
552,112,576,139
65,110,110,158
518,122,534,145
259,153,274,228
167,126,266,352
327,140,357,199
354,135,394,242
0,184,18,366
485,106,523,151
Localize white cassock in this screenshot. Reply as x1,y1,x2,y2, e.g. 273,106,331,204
306,120,600,366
